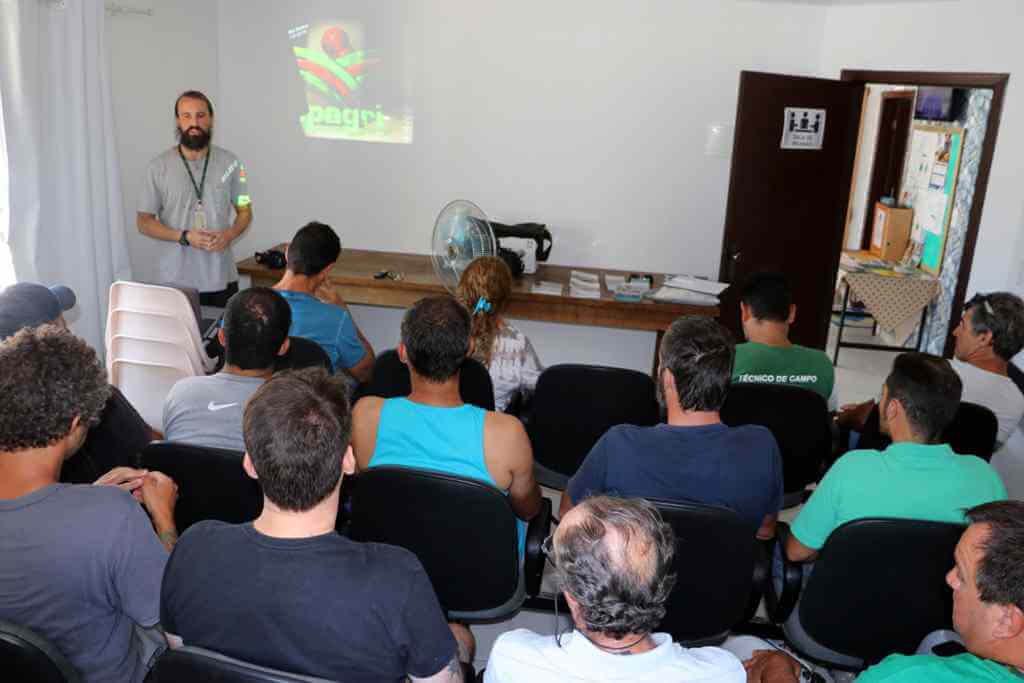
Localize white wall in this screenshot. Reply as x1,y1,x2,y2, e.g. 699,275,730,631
217,1,827,280
818,0,1024,297
107,0,220,284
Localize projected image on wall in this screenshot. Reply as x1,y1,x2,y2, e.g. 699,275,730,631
289,21,413,144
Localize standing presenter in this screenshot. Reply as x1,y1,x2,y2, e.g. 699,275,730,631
137,90,252,307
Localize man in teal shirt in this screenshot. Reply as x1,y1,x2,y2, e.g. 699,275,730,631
732,272,836,409
744,500,1024,682
786,352,1005,564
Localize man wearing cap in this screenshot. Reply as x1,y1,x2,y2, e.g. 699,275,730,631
0,283,155,483
137,90,252,308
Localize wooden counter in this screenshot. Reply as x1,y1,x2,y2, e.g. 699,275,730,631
238,246,718,334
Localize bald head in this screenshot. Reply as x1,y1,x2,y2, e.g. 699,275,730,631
553,497,676,639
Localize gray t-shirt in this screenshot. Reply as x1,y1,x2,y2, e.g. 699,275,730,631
138,144,251,293
163,372,265,452
0,484,167,683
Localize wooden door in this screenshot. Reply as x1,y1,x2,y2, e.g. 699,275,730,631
719,71,863,350
860,91,914,249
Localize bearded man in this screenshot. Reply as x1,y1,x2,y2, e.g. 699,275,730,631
137,90,252,307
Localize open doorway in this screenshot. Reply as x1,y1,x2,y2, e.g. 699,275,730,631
831,71,1008,388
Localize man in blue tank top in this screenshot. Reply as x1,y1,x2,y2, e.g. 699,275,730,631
351,296,543,552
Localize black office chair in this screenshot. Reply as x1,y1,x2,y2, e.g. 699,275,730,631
721,384,831,508
767,518,964,669
526,364,659,489
0,620,80,683
274,337,333,374
651,500,765,646
355,349,495,410
138,442,263,533
60,386,153,484
347,466,551,621
854,401,998,462
145,646,333,682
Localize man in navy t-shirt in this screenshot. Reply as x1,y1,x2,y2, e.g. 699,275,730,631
161,369,464,682
561,315,783,539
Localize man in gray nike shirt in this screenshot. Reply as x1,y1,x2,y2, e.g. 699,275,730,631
163,288,291,451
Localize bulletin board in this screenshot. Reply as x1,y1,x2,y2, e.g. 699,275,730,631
898,123,965,275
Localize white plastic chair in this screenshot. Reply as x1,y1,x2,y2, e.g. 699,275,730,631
109,359,191,431
109,281,204,332
107,335,197,376
106,308,216,374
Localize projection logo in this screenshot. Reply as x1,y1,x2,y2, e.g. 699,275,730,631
289,22,413,144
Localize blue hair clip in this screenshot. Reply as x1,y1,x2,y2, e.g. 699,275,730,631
473,297,492,315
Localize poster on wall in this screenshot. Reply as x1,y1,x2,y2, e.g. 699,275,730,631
781,108,826,150
899,123,965,275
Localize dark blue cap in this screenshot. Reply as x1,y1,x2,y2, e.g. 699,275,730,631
0,283,77,340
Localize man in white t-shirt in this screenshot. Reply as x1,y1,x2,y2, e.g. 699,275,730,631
951,292,1024,446
484,496,743,683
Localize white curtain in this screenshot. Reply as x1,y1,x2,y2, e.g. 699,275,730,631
0,0,132,350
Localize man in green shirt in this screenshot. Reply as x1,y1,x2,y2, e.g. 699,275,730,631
733,273,836,409
786,352,1006,564
743,500,1024,682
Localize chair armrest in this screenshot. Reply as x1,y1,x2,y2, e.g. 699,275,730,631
829,416,843,465
764,522,804,623
739,537,773,626
524,497,553,596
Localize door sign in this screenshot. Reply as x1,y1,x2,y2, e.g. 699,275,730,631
781,107,826,150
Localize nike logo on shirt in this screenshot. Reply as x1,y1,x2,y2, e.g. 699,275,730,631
208,401,239,412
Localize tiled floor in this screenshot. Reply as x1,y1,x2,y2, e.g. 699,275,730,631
468,320,903,669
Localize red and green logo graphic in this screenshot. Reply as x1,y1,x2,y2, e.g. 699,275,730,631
289,21,413,144
293,26,369,103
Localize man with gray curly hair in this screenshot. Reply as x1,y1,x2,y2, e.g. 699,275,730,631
484,496,744,682
0,326,179,683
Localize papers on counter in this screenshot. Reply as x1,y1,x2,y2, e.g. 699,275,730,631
569,270,601,299
662,275,729,296
645,288,721,306
646,274,728,306
531,280,563,296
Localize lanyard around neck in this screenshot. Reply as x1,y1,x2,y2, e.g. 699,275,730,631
178,146,210,204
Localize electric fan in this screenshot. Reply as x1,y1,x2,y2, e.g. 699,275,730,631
430,200,496,292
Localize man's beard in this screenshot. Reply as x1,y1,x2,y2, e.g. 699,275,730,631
178,126,211,151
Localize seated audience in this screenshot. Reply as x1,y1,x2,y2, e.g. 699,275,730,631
0,326,178,683
273,221,374,382
840,292,1024,448
746,500,1024,682
485,496,744,682
0,282,154,482
732,272,836,409
160,368,465,682
561,315,782,539
456,256,543,412
786,352,1006,564
163,287,291,451
352,295,543,548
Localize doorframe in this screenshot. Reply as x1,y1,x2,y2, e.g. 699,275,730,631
860,89,915,250
841,70,1010,357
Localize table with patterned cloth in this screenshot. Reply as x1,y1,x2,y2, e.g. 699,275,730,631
833,266,940,365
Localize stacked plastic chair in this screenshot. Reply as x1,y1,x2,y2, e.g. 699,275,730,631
104,282,216,430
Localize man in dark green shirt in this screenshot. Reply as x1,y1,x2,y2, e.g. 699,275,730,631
732,272,836,409
744,500,1024,682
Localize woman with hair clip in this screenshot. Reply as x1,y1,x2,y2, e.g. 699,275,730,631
456,256,544,412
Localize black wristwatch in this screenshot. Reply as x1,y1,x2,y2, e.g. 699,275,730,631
179,230,190,246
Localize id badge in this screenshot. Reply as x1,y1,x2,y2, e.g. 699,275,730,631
192,202,207,230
